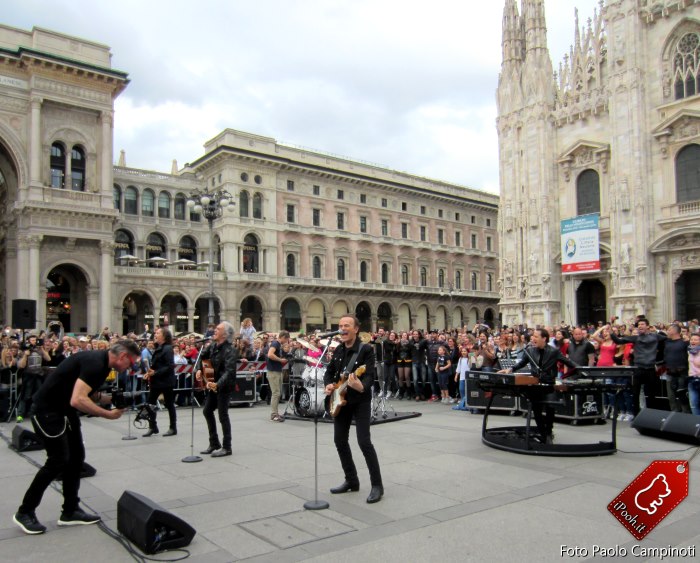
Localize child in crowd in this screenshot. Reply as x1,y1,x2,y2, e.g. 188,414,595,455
453,346,471,411
435,345,453,404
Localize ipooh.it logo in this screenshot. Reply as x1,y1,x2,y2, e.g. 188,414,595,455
608,460,690,540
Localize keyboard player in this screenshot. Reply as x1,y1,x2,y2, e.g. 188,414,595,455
498,328,578,444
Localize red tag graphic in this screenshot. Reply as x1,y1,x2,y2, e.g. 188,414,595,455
608,460,689,540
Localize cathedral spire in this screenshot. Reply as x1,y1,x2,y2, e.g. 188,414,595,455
523,0,548,55
501,0,522,66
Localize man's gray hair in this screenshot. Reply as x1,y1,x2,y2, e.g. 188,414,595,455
110,339,140,357
220,321,235,343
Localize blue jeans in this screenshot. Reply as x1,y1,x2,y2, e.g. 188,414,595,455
412,362,427,397
688,377,700,415
426,364,439,395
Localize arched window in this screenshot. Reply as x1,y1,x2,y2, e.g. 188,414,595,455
438,268,445,288
487,273,493,292
113,229,134,265
174,194,187,220
113,184,122,211
239,190,249,218
675,144,700,203
71,146,85,191
125,186,138,215
360,260,368,282
142,189,155,217
576,169,600,215
420,267,427,287
401,264,409,285
50,142,65,188
381,263,389,284
674,32,700,100
146,232,167,262
471,272,478,291
312,256,322,279
455,270,462,290
286,254,296,277
178,235,197,262
243,234,259,273
337,258,346,281
252,192,263,219
158,191,171,219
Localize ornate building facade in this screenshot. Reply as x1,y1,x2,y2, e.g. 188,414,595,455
497,0,700,326
0,24,499,335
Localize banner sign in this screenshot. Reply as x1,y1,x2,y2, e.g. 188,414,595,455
561,214,600,274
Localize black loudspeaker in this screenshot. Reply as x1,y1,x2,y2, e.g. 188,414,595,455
632,408,700,445
117,490,196,554
11,425,43,452
12,299,36,330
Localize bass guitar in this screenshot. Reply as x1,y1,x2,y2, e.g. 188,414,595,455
328,365,366,417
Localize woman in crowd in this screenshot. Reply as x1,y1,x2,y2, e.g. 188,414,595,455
396,331,413,399
382,331,398,399
240,317,256,342
688,333,700,415
143,327,177,437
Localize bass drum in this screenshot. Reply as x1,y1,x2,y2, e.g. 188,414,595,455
302,365,326,386
295,385,327,417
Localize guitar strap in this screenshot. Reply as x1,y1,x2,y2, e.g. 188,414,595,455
341,347,361,377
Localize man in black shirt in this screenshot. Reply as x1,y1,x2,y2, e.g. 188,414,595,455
196,322,237,457
324,316,383,503
500,328,578,443
567,328,596,367
13,339,140,535
663,324,690,413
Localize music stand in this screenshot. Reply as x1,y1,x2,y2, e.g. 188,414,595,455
182,343,207,463
303,340,331,511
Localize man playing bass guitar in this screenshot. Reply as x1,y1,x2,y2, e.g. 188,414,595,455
323,316,384,503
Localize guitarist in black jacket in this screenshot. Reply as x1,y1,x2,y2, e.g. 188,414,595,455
324,316,384,503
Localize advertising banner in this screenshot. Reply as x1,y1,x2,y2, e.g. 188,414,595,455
561,214,600,274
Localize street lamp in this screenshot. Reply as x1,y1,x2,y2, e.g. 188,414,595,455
186,187,235,327
439,282,461,330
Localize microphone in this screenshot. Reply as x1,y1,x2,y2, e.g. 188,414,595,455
316,330,344,339
194,336,212,344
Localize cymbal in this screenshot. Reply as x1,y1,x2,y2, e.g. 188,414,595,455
320,338,340,349
359,332,372,344
296,338,319,352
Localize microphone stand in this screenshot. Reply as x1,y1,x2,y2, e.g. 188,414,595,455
303,339,331,511
182,342,208,463
121,367,137,441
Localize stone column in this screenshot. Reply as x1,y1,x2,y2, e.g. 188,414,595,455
87,288,99,334
153,306,161,329
222,242,236,274
64,144,72,191
100,111,113,194
16,236,30,299
100,241,114,330
27,235,43,305
187,307,196,333
29,96,42,189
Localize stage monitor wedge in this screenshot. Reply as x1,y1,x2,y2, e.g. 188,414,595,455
632,408,700,445
117,490,195,554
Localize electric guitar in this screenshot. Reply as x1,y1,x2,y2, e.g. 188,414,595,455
329,365,366,418
196,359,216,391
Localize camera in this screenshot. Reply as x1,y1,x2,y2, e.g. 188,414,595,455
111,389,136,409
20,339,43,351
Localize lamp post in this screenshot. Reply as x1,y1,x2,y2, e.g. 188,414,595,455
186,188,235,327
440,282,461,330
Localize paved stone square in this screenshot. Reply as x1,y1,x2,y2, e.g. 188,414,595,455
0,403,698,562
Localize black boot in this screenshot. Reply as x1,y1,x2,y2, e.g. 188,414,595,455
143,425,159,437
330,479,360,494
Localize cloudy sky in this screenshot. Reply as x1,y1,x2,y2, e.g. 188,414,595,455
7,0,601,193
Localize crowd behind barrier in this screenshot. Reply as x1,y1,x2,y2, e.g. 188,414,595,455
1,315,699,422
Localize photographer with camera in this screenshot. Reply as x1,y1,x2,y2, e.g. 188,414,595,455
16,334,51,423
13,339,141,535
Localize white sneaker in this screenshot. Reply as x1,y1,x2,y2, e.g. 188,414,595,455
624,414,635,422
449,397,456,404
377,391,384,399
385,391,392,400
618,413,627,421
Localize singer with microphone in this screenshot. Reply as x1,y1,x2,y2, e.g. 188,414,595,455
196,322,237,457
498,328,578,444
323,317,384,503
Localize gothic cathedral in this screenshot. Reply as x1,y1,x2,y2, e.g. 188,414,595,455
497,0,700,327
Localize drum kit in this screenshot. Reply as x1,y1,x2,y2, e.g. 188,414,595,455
286,337,329,418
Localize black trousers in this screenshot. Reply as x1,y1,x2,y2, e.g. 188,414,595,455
333,399,382,487
17,372,43,418
522,387,555,439
147,387,177,430
202,390,231,450
633,367,660,415
19,412,83,515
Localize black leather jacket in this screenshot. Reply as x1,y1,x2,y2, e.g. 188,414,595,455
511,345,578,383
200,340,238,393
149,343,175,390
323,339,376,404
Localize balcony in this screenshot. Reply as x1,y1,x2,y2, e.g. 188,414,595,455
114,265,226,281
659,200,700,229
